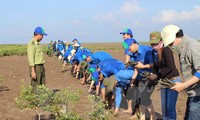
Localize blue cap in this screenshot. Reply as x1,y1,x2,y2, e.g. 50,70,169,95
82,54,90,61
72,38,78,42
34,27,47,36
122,38,138,52
120,28,132,35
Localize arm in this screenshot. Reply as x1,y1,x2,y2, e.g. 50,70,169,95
135,62,154,69
125,54,130,63
130,69,138,87
88,80,95,93
171,76,199,92
27,43,36,79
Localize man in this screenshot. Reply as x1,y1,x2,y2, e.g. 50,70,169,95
88,58,134,116
27,26,47,91
161,24,200,120
120,28,137,63
47,41,53,57
123,39,157,120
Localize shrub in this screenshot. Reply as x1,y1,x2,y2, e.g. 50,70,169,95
15,81,82,120
88,95,113,120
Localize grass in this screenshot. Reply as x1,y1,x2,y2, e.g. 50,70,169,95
0,41,150,57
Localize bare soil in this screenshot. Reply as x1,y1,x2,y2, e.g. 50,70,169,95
0,49,187,120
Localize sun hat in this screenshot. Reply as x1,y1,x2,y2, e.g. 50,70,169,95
120,28,133,35
122,38,138,52
34,27,47,36
149,31,161,44
161,24,180,47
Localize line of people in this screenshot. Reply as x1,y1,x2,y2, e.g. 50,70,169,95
28,25,200,120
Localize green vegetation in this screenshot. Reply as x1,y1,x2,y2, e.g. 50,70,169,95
88,95,113,120
0,42,152,56
0,44,48,57
15,81,82,120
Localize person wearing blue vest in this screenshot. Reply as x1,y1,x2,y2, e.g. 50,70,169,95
62,43,73,72
122,39,157,120
88,58,137,116
82,51,113,66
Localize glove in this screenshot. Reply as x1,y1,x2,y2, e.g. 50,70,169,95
125,61,138,68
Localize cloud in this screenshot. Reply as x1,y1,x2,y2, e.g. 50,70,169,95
93,0,143,24
93,13,115,22
71,20,84,26
153,5,200,23
120,0,143,15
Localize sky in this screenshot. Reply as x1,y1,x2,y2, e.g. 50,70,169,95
0,0,200,44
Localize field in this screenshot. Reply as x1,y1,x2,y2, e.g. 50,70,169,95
0,43,187,120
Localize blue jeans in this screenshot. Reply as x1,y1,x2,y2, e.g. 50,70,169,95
115,85,123,108
184,96,200,120
115,69,134,108
161,78,180,120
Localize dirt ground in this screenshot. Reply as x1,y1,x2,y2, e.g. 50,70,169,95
0,49,187,120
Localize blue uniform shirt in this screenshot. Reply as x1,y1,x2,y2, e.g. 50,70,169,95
90,51,113,65
98,58,125,78
130,45,153,80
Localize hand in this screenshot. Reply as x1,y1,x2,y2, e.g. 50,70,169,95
88,89,91,94
147,74,157,81
171,82,186,92
31,71,36,79
130,79,135,88
135,62,144,69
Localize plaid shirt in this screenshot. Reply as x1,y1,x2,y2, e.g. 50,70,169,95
177,35,200,97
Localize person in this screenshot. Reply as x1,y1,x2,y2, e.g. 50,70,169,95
122,39,157,120
72,38,81,46
120,28,140,118
47,41,53,57
27,26,47,92
52,41,57,57
161,24,200,120
137,31,180,120
88,58,135,116
120,28,137,63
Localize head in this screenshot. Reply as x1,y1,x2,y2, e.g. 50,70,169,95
72,38,78,43
122,39,139,53
161,24,184,47
120,28,133,40
82,54,92,62
34,27,47,41
99,72,105,81
149,31,163,51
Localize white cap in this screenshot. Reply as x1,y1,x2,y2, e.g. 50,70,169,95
161,24,180,47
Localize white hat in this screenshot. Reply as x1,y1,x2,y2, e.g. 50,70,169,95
70,49,76,55
161,24,180,47
74,43,80,47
